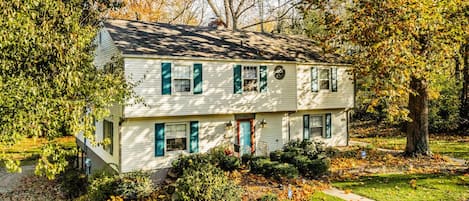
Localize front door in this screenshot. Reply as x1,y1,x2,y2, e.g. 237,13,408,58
239,121,252,155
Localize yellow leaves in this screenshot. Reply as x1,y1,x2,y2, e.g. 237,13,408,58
409,179,417,189
344,189,353,194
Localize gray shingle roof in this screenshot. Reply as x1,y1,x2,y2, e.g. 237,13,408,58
104,19,339,63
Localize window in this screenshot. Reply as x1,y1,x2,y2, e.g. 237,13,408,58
243,66,258,92
166,123,188,151
311,67,337,92
319,69,330,90
309,116,323,138
103,120,113,155
173,66,191,93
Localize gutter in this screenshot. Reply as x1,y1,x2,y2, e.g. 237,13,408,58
121,54,352,67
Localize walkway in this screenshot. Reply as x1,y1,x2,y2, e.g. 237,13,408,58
0,165,35,193
323,187,374,201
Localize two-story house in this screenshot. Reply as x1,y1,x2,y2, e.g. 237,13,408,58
76,19,354,176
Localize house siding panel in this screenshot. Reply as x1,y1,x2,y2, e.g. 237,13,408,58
297,65,354,110
94,30,119,68
124,58,298,118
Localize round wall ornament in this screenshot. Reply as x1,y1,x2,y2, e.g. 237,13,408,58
274,65,285,80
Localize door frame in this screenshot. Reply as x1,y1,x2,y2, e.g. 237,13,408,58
237,119,255,154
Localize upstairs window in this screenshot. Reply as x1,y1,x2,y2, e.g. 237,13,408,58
243,66,258,92
319,69,330,90
173,66,191,93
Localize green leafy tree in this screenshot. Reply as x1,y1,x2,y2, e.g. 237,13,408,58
0,0,134,178
341,0,468,155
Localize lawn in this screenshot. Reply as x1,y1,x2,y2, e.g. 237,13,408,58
352,136,469,160
333,173,469,201
0,136,76,166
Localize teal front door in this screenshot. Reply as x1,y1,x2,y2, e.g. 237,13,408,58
239,121,252,155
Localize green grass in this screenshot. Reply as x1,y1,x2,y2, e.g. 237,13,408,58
310,191,344,201
333,173,469,201
0,136,76,166
353,136,469,160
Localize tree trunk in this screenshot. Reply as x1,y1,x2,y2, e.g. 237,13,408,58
459,43,469,129
405,76,431,156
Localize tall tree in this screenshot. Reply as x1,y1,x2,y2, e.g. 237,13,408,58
108,0,199,25
0,0,135,178
341,0,468,155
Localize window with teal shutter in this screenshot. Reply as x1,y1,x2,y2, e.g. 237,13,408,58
189,121,199,153
161,63,172,95
331,68,338,92
233,65,242,94
155,123,165,156
303,115,310,140
311,67,318,92
259,66,267,92
193,64,203,94
325,113,332,138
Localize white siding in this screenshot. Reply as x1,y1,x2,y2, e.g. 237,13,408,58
254,113,289,155
94,29,119,68
290,109,348,146
76,104,122,171
120,115,235,172
297,65,354,110
123,58,297,117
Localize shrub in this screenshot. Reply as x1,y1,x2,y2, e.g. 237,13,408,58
280,151,297,164
292,155,312,176
309,158,331,176
219,155,240,171
269,150,282,161
58,167,87,199
251,158,275,175
241,153,253,165
172,154,211,176
174,163,243,201
88,171,154,201
257,193,278,201
271,163,298,180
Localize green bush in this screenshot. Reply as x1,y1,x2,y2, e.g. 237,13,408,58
257,193,278,201
292,155,312,176
271,163,299,180
220,155,240,171
88,171,154,201
309,158,331,176
58,167,87,199
172,154,211,176
269,150,282,161
175,163,243,201
251,158,298,180
241,153,253,165
280,151,297,164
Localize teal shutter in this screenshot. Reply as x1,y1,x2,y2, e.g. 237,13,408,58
259,66,267,92
155,123,165,156
193,63,203,94
311,67,318,92
189,121,199,153
325,113,332,138
233,65,242,94
303,115,310,140
331,68,338,92
162,63,172,95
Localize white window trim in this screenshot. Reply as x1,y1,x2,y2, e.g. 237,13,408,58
172,64,193,95
165,122,190,153
318,68,331,91
309,114,326,139
103,119,113,155
242,65,260,93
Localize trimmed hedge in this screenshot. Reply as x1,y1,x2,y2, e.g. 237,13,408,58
251,158,299,180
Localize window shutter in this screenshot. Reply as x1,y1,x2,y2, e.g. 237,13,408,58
331,68,338,92
311,67,318,92
189,121,199,153
259,66,267,92
162,63,172,95
303,115,310,140
193,63,203,94
233,64,242,94
325,113,332,138
155,123,165,156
